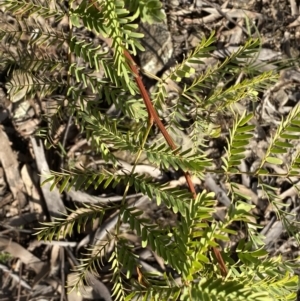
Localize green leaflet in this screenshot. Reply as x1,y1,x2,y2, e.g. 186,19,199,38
1,1,299,300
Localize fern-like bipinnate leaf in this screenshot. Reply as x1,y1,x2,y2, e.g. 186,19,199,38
258,102,300,173
1,1,299,300
222,111,255,173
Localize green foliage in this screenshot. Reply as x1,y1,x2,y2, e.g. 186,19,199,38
1,1,300,301
262,103,300,171
124,0,165,24
222,112,256,173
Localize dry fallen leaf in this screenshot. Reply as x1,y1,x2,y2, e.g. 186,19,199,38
0,127,27,209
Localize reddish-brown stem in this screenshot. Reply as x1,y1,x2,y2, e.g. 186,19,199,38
123,50,197,198
89,0,227,277
123,50,227,277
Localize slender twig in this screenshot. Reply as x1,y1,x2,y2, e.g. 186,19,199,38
115,120,153,236
60,247,66,301
90,1,228,277
123,49,197,198
123,49,228,277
